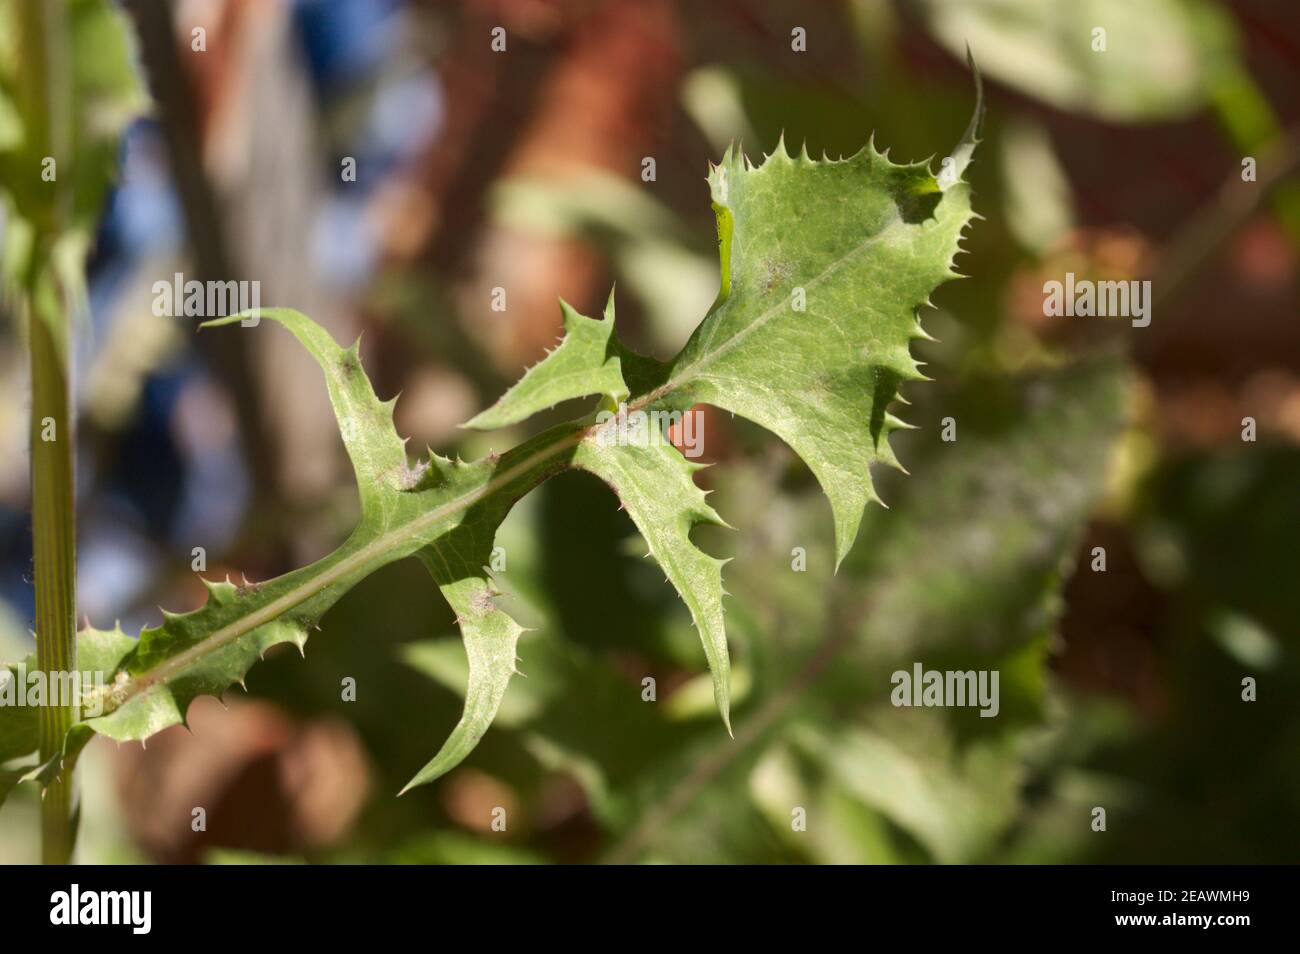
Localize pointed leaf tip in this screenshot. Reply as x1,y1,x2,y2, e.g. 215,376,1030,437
938,48,985,190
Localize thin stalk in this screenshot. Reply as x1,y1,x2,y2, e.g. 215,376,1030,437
30,291,78,865
17,0,78,864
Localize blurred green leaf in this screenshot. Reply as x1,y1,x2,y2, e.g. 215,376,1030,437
385,831,547,865
916,0,1238,122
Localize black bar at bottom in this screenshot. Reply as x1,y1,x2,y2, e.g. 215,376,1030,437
0,863,1286,939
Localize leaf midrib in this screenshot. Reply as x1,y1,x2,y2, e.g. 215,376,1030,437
100,425,588,714
650,206,912,404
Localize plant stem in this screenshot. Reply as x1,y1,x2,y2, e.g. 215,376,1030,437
18,0,78,864
30,290,78,865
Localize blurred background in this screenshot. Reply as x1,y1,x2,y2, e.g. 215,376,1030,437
0,0,1297,863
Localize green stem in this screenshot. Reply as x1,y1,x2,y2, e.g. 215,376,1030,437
18,0,77,864
30,290,78,865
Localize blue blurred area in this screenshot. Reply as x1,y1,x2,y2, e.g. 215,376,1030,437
2,0,439,636
294,0,403,93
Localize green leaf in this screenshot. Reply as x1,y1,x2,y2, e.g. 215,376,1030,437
0,84,983,795
572,431,734,729
0,625,137,805
464,293,629,430
916,0,1238,122
462,88,982,725
73,311,560,769
794,718,1023,864
0,660,39,764
400,549,526,793
657,137,972,567
431,357,1130,862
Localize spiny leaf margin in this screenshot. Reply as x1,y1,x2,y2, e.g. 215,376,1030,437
0,85,982,798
